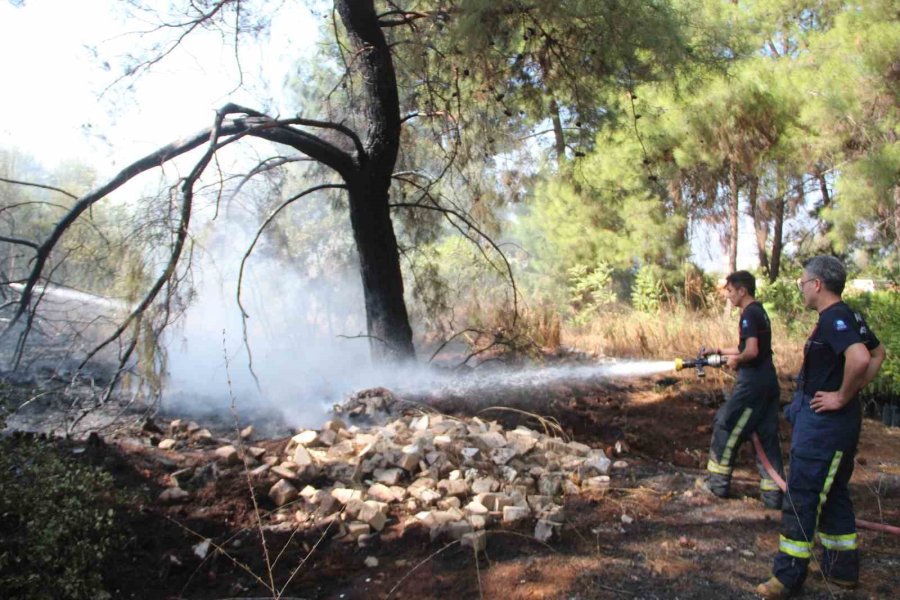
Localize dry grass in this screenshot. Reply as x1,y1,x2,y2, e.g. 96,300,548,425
562,304,808,377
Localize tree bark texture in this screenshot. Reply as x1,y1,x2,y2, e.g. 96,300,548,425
747,175,770,278
549,97,566,167
728,162,739,273
769,173,788,282
336,0,415,362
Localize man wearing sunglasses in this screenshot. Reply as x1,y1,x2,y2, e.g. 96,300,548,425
758,256,885,598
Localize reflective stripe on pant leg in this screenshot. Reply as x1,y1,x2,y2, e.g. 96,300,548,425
779,534,812,559
817,452,859,582
773,453,832,590
816,451,843,528
760,478,781,492
719,407,752,468
818,532,858,551
707,457,732,475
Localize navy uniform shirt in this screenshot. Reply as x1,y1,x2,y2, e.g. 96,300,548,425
790,301,880,457
802,301,880,396
738,301,773,369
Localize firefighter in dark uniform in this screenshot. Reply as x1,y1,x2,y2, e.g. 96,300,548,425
758,256,885,599
703,271,785,509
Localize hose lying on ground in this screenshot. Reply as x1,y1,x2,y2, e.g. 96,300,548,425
751,432,900,536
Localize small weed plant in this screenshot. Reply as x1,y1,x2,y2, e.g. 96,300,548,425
0,418,122,600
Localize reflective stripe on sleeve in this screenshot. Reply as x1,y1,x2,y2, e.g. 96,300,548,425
779,535,812,559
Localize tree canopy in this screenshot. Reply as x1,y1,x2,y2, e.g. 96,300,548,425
0,0,896,395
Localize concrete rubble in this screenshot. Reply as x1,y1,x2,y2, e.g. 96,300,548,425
155,391,621,550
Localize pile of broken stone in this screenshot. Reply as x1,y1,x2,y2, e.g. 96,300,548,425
157,410,623,552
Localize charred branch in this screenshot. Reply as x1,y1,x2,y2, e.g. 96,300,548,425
72,109,236,373
427,327,483,363
282,116,366,160
235,182,347,386
389,191,519,326
0,177,78,200
8,104,359,338
0,235,39,251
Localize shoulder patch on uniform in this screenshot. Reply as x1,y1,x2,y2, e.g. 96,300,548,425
741,319,749,328
834,319,848,331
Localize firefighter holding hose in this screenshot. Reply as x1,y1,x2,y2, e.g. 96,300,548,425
701,270,785,509
757,256,885,599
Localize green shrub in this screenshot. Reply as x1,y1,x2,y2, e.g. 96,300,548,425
757,277,806,326
846,291,900,394
567,262,616,327
0,436,122,600
631,264,663,313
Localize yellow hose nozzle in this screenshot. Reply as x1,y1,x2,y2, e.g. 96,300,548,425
673,352,724,376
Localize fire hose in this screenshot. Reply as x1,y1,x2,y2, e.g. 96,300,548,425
750,432,900,536
674,348,900,536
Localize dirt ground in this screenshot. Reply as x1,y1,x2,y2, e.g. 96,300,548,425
17,371,900,600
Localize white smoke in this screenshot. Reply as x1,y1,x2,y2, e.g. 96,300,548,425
161,219,678,428
161,214,378,428
157,193,678,430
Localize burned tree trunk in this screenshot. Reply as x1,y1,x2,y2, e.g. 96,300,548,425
814,167,837,255
770,193,785,282
347,182,414,361
768,172,790,282
337,0,415,361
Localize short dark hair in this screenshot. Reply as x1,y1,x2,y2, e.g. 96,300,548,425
803,255,846,295
725,270,756,296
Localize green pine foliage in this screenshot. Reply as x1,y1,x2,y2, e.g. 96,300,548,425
567,262,616,326
846,291,900,394
756,277,806,324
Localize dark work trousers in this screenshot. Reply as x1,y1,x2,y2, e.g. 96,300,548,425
772,388,861,591
773,449,858,589
706,364,785,508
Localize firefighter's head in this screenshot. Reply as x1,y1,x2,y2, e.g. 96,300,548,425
724,270,755,308
798,255,846,310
